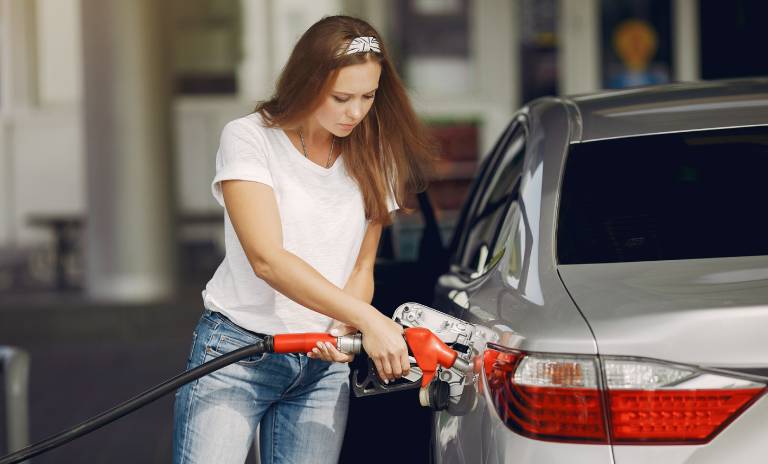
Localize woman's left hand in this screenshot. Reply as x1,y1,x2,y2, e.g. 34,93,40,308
307,321,356,363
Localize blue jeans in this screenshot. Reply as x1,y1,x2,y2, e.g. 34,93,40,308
173,309,350,464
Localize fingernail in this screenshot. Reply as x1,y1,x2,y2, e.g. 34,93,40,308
383,378,389,385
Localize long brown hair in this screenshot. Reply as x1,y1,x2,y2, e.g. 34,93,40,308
255,15,435,224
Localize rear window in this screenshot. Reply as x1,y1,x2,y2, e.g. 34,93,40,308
557,126,768,264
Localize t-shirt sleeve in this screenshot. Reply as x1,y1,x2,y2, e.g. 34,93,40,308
211,119,273,207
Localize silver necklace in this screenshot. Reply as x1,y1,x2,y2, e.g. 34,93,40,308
298,129,335,168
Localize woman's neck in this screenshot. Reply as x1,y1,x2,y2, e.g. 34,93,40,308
301,118,333,146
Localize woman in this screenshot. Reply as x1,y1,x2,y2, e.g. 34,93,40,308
173,15,434,464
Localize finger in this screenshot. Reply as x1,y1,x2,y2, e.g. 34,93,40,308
372,357,387,383
379,356,394,382
317,342,333,362
324,340,354,363
327,342,353,363
323,342,344,362
389,352,403,378
400,353,410,376
316,346,332,362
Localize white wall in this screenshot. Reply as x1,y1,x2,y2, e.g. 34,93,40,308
3,100,256,246
0,119,13,244
36,0,82,105
673,0,700,82
0,0,82,246
558,0,600,95
175,98,254,213
11,109,85,243
270,0,343,81
239,0,343,102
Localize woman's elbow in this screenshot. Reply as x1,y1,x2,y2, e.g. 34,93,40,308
248,250,281,281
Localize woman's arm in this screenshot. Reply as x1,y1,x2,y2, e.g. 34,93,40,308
222,180,408,381
311,222,381,362
342,222,381,303
307,224,381,363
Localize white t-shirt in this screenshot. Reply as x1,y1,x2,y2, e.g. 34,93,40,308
202,112,397,334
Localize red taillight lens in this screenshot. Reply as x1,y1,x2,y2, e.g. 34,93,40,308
609,388,765,443
483,346,767,445
484,349,609,443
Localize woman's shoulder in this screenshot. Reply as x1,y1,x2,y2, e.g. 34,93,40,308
221,112,280,147
223,112,268,135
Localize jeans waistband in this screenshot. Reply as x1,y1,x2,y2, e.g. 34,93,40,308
203,309,269,339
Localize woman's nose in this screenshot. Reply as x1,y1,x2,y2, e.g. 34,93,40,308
347,101,363,120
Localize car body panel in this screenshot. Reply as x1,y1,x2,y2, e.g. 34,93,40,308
437,98,598,353
570,78,768,142
558,256,768,367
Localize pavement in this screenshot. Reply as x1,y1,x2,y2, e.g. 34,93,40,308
0,288,210,463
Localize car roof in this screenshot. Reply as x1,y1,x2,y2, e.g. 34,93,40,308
563,77,768,142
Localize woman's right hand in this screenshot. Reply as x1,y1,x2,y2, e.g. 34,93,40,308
359,311,410,383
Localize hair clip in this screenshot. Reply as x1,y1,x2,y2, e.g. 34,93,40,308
345,36,381,55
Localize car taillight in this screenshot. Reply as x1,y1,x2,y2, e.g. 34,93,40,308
604,359,765,443
483,346,767,445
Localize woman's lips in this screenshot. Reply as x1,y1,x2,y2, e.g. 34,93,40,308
339,123,356,130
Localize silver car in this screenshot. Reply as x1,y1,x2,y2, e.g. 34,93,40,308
431,78,768,463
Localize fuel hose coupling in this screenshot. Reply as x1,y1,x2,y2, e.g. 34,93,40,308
418,356,473,409
419,380,451,410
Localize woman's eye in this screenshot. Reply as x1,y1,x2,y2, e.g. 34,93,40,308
333,96,349,103
364,94,375,100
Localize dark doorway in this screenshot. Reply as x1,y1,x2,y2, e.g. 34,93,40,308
700,0,768,79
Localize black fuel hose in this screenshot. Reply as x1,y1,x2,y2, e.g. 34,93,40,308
0,337,272,464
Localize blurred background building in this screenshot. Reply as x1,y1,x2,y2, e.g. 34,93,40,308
0,0,765,462
1,0,766,299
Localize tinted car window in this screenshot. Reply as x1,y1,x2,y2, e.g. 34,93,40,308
558,126,768,264
457,128,526,277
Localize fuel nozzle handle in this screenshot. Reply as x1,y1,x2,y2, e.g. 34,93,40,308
271,327,468,387
403,327,469,386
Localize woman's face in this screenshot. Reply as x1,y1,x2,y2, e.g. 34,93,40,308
312,59,382,138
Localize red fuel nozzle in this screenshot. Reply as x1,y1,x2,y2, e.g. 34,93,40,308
272,333,338,353
404,327,458,387
272,328,459,387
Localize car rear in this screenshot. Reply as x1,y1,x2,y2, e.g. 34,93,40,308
554,124,768,462
434,82,768,463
